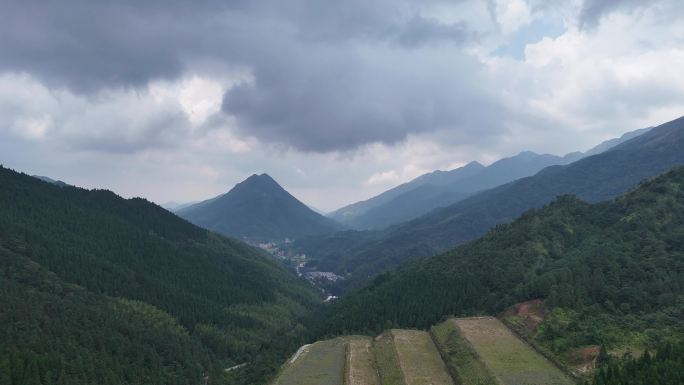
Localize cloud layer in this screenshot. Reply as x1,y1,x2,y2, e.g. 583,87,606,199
1,0,683,210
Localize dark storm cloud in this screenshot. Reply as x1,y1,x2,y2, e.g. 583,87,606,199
0,0,232,92
221,42,506,152
0,0,507,152
0,0,470,91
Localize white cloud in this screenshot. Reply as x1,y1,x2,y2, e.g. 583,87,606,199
495,0,531,34
1,1,683,213
12,114,51,140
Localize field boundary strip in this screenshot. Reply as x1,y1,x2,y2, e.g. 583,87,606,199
450,319,505,385
429,327,463,385
288,343,311,364
499,316,580,382
429,324,499,385
389,331,409,385
344,342,351,385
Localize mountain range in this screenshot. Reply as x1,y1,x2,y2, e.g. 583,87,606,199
291,118,683,290
177,173,343,243
2,116,682,385
329,127,650,230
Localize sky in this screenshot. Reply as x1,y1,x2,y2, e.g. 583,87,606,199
1,0,683,212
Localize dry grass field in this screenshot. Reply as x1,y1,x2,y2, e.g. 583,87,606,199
454,317,574,385
346,336,380,385
431,319,500,385
373,332,406,385
391,329,454,385
272,337,347,385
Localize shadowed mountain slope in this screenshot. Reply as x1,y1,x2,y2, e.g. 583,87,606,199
178,173,343,243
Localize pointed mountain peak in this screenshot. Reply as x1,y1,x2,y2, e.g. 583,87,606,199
177,172,342,242
464,161,485,169
238,173,283,190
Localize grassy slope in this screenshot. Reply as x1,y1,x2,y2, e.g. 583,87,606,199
431,319,500,385
346,337,380,385
374,333,406,385
391,329,454,385
272,338,347,385
454,318,573,385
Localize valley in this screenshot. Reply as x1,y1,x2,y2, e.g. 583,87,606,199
2,118,683,385
3,2,684,384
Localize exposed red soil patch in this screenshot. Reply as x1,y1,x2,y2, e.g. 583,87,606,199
506,299,545,332
566,345,599,373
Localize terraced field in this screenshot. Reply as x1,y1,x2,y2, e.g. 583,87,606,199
454,317,574,385
346,337,379,385
392,329,454,385
273,337,347,385
272,317,576,385
373,332,404,385
431,320,499,385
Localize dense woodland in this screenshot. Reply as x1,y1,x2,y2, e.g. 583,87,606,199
316,166,684,363
0,167,320,384
587,342,684,385
292,117,684,292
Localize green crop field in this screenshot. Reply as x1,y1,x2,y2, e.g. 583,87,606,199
431,319,500,385
373,332,405,385
272,338,347,385
454,318,575,385
391,329,454,385
346,336,380,385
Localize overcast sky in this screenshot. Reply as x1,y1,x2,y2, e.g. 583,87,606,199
1,0,683,212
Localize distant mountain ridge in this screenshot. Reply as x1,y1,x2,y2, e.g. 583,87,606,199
292,117,681,290
161,200,197,211
329,127,650,230
32,174,68,187
177,173,343,243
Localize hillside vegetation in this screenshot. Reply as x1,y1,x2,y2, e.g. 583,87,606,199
586,341,684,385
0,167,319,384
317,165,684,361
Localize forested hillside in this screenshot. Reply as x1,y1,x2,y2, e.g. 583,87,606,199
586,341,684,385
317,166,684,360
0,167,319,384
293,117,684,291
